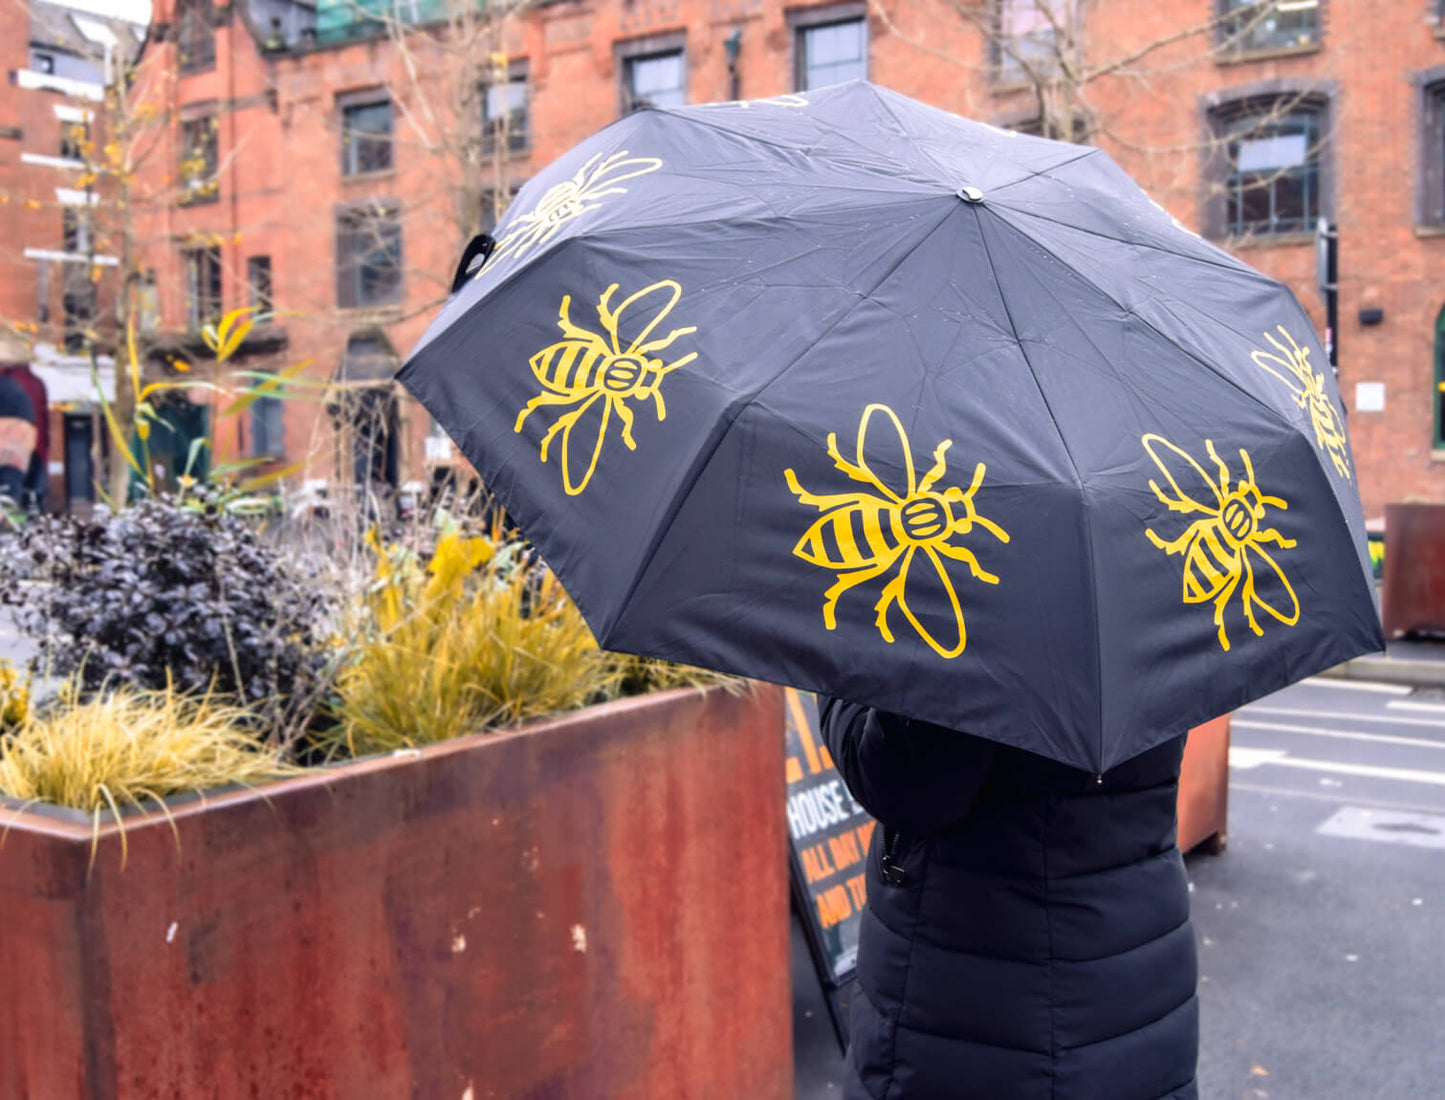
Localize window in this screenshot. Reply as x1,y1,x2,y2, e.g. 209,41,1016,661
249,389,285,457
32,52,54,75
183,246,222,331
179,116,219,203
60,118,88,161
61,208,92,255
1437,305,1445,449
1010,113,1090,142
1423,79,1445,227
341,98,393,176
482,68,529,156
480,186,519,235
175,0,215,73
796,16,868,91
1218,0,1320,55
1212,98,1324,237
336,204,402,309
247,256,274,314
995,0,1075,84
62,269,94,354
623,50,686,112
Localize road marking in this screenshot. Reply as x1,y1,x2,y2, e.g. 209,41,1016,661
1316,805,1445,851
1229,747,1445,787
1231,783,1445,816
1387,700,1445,715
1231,719,1445,751
1240,706,1445,730
1300,678,1411,695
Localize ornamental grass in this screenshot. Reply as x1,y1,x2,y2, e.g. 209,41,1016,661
327,531,620,756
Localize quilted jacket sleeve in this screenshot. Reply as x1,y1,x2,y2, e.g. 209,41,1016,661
818,695,998,836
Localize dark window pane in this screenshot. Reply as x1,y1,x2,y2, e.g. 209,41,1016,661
997,0,1072,82
1220,0,1319,53
247,256,273,313
800,19,867,90
183,247,222,330
176,0,215,71
1223,106,1319,235
336,207,402,308
250,393,284,456
342,101,393,176
483,76,529,154
626,51,685,111
180,117,218,203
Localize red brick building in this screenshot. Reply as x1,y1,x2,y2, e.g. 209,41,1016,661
1,0,144,508
127,0,1445,520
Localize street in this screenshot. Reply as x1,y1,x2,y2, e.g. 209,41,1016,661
1195,677,1445,1100
795,676,1445,1099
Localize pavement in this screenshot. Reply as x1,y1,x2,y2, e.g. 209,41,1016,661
1321,634,1445,689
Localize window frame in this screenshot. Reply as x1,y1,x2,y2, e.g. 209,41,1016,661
246,255,274,315
175,0,216,74
1417,69,1445,227
179,115,220,205
1203,85,1332,241
182,245,223,332
335,201,404,311
339,94,395,178
481,62,530,158
992,0,1077,87
1436,304,1445,450
617,34,688,115
1215,0,1322,59
249,388,286,458
791,4,869,92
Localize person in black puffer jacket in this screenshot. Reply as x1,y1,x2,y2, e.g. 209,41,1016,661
820,697,1198,1100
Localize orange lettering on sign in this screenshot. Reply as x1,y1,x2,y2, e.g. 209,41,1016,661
787,688,824,775
816,884,852,929
828,831,862,872
819,745,836,770
845,873,867,908
855,821,876,851
785,757,803,784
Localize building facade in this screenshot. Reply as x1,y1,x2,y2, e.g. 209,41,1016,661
120,0,1445,520
1,1,143,509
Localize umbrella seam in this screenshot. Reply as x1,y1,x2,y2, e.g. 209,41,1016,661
970,204,1107,773
996,201,1261,279
601,198,965,643
985,215,1289,425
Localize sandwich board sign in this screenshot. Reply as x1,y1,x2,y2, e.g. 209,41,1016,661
783,688,875,1048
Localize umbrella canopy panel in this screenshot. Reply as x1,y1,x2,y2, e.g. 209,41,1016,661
401,82,1381,773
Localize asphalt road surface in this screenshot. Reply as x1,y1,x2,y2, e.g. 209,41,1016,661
795,677,1445,1099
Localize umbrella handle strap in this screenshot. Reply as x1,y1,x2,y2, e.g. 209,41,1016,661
451,234,497,293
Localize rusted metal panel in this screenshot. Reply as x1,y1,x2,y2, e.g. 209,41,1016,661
0,685,792,1100
1383,502,1445,638
1178,716,1229,855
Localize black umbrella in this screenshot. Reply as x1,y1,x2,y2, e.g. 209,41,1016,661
399,81,1381,773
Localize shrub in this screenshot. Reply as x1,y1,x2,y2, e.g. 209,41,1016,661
327,531,620,755
0,495,330,740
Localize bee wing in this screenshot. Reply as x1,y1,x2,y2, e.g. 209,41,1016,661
608,280,691,355
1142,434,1223,515
559,395,611,496
585,153,663,195
894,545,968,659
855,403,920,501
1243,543,1301,627
1251,329,1311,399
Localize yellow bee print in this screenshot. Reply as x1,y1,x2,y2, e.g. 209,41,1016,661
1142,433,1300,653
490,151,663,265
515,279,697,496
1251,325,1351,480
785,404,1010,659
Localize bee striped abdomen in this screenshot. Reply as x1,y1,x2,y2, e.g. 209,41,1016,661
795,506,893,569
1183,528,1236,602
531,340,605,390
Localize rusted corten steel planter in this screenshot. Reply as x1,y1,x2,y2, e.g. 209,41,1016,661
0,685,791,1100
1383,502,1445,638
1178,716,1230,856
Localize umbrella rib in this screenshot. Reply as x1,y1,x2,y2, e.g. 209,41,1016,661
601,198,964,644
985,215,1289,425
970,206,1106,773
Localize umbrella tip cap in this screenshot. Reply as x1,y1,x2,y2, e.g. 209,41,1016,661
957,186,984,203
